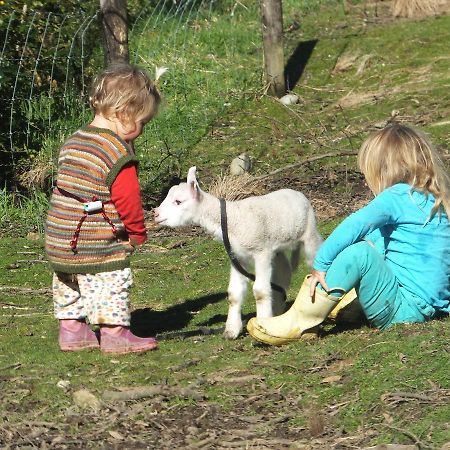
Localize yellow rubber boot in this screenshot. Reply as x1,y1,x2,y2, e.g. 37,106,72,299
328,288,363,324
247,276,345,346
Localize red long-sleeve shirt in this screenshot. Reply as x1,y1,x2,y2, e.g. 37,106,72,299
111,163,147,246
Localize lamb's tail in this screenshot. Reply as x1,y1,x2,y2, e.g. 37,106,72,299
302,209,323,267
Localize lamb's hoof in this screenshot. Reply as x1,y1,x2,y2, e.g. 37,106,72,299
222,328,241,340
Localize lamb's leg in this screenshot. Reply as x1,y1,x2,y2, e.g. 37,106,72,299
271,252,291,316
253,253,274,319
224,265,249,339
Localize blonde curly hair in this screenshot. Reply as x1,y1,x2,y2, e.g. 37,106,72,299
89,63,161,126
358,123,450,217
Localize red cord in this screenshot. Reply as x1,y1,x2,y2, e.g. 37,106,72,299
70,195,117,253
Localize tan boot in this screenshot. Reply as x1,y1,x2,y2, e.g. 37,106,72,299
247,276,346,346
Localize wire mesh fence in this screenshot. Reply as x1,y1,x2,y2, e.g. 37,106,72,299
0,5,101,186
0,0,261,189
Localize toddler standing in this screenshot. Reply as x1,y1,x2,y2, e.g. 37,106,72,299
45,64,160,354
248,124,450,345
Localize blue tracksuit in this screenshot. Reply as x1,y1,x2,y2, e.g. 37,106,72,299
313,183,450,329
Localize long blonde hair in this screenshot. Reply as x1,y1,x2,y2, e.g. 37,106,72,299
89,63,161,126
358,123,450,217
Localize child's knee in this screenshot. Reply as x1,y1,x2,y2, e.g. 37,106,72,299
335,241,383,277
338,241,373,262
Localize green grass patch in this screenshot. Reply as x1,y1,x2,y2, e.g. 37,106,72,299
1,221,449,447
1,1,450,448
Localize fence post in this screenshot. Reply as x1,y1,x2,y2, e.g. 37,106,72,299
260,0,286,97
99,0,129,65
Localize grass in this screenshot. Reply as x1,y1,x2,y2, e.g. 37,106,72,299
1,226,449,447
0,187,49,235
1,0,450,448
185,8,450,178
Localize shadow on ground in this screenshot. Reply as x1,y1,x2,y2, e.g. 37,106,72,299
131,291,227,339
131,289,371,343
284,39,318,90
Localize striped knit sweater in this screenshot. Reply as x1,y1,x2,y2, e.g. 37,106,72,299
45,126,139,274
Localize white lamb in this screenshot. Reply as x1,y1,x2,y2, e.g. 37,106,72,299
154,167,322,339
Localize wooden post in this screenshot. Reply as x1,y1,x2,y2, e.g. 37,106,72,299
99,0,129,65
260,0,286,97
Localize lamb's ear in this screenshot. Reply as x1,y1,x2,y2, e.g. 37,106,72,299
187,166,200,200
187,166,197,184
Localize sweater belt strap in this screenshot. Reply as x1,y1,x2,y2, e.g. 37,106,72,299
56,186,117,253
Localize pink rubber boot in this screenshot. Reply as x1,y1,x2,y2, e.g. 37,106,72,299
59,319,100,351
100,326,158,354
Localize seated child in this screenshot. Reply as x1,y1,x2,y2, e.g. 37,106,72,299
248,124,450,345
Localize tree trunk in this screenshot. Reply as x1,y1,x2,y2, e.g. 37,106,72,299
260,0,285,97
99,0,129,66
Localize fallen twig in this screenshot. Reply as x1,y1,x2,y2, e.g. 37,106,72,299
0,313,48,318
381,390,442,405
0,286,51,296
16,259,47,264
210,374,264,385
0,362,22,371
156,326,224,341
168,359,201,372
103,385,206,402
254,151,358,181
383,423,430,449
186,434,217,449
217,442,250,449
18,421,62,429
0,302,32,310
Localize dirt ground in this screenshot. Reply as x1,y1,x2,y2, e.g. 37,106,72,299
3,368,437,450
0,368,409,450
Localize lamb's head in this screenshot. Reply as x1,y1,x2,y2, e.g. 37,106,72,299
154,166,202,228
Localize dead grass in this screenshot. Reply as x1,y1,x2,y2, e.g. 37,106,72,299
392,0,447,18
333,62,439,109
332,52,361,75
332,52,376,77
208,173,268,200
18,160,52,190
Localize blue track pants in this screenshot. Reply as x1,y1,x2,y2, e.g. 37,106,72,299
321,241,435,329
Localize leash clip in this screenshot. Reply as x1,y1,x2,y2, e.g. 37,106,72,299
83,200,103,213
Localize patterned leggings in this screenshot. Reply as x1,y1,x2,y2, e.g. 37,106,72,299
52,268,132,326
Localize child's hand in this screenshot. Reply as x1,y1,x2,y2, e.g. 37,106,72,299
309,270,329,297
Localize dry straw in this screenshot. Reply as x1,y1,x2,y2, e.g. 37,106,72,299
208,173,268,201
18,160,51,190
392,0,443,18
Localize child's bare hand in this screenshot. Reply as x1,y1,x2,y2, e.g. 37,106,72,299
309,270,329,296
